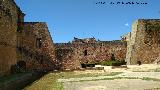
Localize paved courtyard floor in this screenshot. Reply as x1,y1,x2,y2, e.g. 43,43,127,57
63,79,160,90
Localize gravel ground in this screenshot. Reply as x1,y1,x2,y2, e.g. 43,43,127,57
63,79,160,90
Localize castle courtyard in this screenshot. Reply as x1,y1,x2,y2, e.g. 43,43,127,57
1,0,160,90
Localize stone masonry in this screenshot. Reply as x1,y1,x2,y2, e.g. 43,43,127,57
0,0,55,75
55,48,81,70
2,0,160,75
0,0,24,75
55,38,127,70
125,19,160,65
17,22,55,71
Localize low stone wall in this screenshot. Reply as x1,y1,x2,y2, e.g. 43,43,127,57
0,72,46,90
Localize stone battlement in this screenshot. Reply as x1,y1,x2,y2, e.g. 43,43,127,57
55,40,126,48
24,22,47,24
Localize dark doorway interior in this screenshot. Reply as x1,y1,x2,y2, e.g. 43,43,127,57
84,50,87,56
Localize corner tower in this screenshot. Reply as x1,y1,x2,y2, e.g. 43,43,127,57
0,0,24,75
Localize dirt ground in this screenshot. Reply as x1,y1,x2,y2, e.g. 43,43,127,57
63,79,160,90
61,64,160,90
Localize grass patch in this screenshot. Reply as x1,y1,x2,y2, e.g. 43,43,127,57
132,70,151,72
142,77,160,82
154,68,160,72
132,68,160,72
73,77,160,82
97,77,139,80
24,71,160,90
24,73,63,90
75,77,139,82
107,72,122,76
24,71,122,90
61,72,122,79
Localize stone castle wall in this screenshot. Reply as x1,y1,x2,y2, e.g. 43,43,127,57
75,41,127,64
0,0,24,74
125,20,139,65
55,40,127,69
0,0,55,75
17,22,55,71
2,1,160,74
55,48,80,70
126,19,160,64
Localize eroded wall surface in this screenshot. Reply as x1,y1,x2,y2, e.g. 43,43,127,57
55,40,127,69
17,22,55,71
55,48,80,70
0,0,55,75
126,19,160,64
0,0,24,74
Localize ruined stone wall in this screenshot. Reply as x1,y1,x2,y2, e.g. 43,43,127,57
55,40,127,69
125,20,139,65
72,37,97,44
0,0,56,75
55,48,80,70
17,22,55,71
0,0,24,74
74,41,127,64
126,19,160,64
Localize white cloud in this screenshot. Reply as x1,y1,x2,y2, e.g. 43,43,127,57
125,23,129,27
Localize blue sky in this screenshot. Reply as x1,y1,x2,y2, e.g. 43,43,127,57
15,0,160,43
